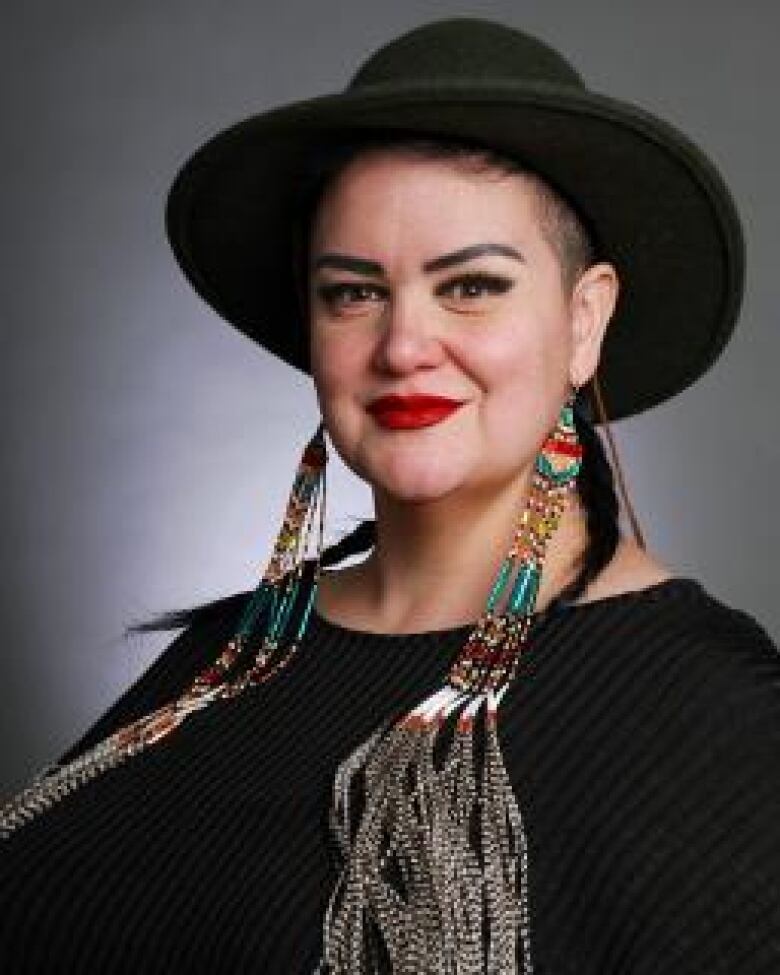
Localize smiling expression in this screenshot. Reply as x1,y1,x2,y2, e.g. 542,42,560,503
307,148,616,503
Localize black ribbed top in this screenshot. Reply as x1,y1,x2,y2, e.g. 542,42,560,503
2,573,780,974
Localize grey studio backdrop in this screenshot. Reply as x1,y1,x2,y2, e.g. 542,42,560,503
2,1,778,795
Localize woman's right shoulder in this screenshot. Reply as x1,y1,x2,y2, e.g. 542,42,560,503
56,588,256,766
57,561,324,764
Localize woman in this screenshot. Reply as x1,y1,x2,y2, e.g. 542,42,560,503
2,16,778,974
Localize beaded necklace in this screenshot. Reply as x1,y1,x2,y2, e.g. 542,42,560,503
1,392,583,975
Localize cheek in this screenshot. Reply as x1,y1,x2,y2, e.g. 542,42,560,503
456,320,570,436
456,324,548,399
311,328,360,394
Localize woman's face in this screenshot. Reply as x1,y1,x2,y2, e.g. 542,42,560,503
308,149,617,503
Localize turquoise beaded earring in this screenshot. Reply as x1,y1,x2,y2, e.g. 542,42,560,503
317,387,584,974
0,421,330,838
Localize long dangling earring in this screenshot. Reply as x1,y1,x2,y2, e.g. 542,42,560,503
125,418,330,721
227,419,328,674
0,421,330,839
318,389,583,974
184,418,329,695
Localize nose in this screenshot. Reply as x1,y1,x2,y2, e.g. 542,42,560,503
371,289,445,375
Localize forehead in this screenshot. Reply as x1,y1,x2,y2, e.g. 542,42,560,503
309,149,545,248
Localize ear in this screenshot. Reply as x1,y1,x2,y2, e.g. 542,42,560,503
568,262,620,386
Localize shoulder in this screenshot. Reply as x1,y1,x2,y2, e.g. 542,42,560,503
640,572,780,678
509,571,780,759
611,569,779,718
586,574,780,766
58,589,256,765
586,538,779,702
668,585,780,733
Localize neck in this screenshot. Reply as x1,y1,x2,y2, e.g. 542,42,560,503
340,466,591,633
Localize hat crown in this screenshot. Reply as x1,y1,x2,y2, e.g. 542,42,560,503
348,17,584,91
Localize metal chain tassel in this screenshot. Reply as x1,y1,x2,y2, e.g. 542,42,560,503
316,393,583,974
2,396,584,975
0,423,329,840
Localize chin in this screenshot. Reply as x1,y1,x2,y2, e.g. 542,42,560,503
329,418,486,496
379,482,461,504
365,454,476,502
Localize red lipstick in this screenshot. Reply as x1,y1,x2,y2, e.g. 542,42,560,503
366,394,467,430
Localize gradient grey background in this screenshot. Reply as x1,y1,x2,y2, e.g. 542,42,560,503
2,1,778,795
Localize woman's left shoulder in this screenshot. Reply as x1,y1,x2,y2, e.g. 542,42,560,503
612,576,780,744
602,540,779,682
639,574,780,738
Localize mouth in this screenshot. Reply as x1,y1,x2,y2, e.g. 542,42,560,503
366,395,467,430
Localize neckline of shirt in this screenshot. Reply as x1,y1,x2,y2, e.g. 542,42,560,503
308,575,704,643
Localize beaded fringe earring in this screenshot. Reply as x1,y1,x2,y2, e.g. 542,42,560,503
2,391,585,972
315,389,583,975
0,423,329,839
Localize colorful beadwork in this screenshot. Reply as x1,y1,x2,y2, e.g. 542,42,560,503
0,392,584,975
0,422,328,839
318,391,582,974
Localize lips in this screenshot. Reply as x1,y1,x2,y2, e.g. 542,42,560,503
366,394,467,430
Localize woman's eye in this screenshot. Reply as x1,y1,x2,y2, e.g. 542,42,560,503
314,273,513,315
315,282,386,312
438,273,515,302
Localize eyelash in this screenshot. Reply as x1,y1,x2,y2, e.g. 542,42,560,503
315,273,514,311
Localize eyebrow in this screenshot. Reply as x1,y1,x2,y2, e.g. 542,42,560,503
311,242,525,277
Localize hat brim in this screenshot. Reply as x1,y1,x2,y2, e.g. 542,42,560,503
165,81,745,423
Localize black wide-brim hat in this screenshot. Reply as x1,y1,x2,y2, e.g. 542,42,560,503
165,16,745,423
